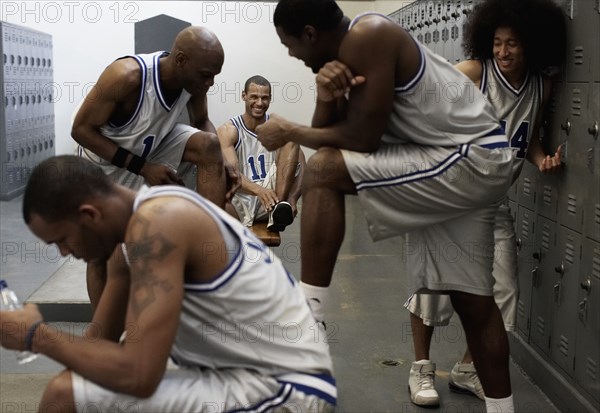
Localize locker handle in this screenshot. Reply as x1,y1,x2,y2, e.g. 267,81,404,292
580,278,591,293
532,250,542,262
532,267,540,287
560,119,571,135
578,299,587,323
554,262,565,276
588,122,599,138
554,282,562,304
516,238,522,250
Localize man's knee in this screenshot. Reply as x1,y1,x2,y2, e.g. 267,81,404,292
43,371,75,407
304,147,349,188
450,291,497,326
184,132,221,165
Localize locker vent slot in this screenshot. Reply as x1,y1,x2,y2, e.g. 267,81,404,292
558,335,569,357
543,185,553,205
536,316,546,336
585,357,597,381
567,194,577,215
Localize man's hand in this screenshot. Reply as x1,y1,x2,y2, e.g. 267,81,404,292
140,162,185,186
224,160,241,202
0,304,44,352
538,144,563,174
255,187,279,212
256,114,293,151
316,60,366,102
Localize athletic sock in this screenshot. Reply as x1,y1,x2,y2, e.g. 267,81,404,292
485,394,514,413
300,281,329,323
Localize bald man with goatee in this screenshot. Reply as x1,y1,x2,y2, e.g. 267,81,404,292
71,26,240,309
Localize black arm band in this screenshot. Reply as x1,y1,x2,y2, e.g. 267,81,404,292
127,154,146,175
111,147,130,168
25,320,44,353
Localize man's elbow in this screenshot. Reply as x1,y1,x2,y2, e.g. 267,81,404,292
71,124,87,145
125,375,162,399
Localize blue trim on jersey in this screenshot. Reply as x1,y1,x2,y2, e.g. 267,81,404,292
153,52,179,111
231,114,269,151
132,186,246,293
348,12,425,94
395,40,425,93
276,372,337,406
107,55,146,129
355,149,463,191
480,59,488,93
227,383,293,413
231,116,243,151
492,58,530,96
355,132,507,192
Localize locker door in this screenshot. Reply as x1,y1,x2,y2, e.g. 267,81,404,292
440,0,453,62
530,215,558,355
550,226,582,376
563,0,600,82
515,205,536,338
557,83,587,233
517,162,539,212
583,82,600,242
574,240,600,403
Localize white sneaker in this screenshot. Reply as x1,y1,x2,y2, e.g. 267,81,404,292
408,360,439,406
449,362,485,400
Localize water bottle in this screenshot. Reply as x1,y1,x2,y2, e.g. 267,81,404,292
0,280,38,364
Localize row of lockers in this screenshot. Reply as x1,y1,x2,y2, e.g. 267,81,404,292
390,0,599,81
1,21,55,200
512,202,599,404
509,82,600,242
3,21,53,80
392,0,600,408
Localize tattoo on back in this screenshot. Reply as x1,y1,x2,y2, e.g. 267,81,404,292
125,214,176,317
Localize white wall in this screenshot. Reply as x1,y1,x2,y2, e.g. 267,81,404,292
1,1,410,155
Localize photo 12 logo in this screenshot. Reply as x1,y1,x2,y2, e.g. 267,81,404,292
1,1,140,24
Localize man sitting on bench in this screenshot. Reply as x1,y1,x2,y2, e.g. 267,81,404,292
218,75,304,242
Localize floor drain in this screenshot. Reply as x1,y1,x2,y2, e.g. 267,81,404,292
380,359,401,367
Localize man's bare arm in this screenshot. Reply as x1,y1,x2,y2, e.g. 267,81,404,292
71,59,140,164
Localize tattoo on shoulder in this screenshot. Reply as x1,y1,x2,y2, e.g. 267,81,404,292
125,214,177,317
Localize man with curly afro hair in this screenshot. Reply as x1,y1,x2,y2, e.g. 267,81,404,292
405,0,566,410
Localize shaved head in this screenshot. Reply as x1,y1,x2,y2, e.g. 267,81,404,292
172,26,224,59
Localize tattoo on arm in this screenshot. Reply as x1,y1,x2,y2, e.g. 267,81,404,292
125,214,177,317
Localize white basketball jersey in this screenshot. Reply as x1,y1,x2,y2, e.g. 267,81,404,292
231,115,276,220
99,52,192,157
231,114,275,184
349,13,504,148
480,59,543,181
126,186,333,377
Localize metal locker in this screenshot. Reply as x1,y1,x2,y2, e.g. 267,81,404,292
507,179,519,203
536,173,560,221
575,239,600,403
550,226,582,376
563,0,600,83
556,83,588,233
530,215,558,356
515,205,537,339
517,161,539,212
0,22,54,200
583,82,600,242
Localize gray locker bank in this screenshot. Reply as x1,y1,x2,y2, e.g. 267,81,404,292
390,1,599,411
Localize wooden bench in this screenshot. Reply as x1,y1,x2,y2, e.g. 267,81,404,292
250,222,281,247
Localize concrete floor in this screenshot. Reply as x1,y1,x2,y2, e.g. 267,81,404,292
0,194,558,412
